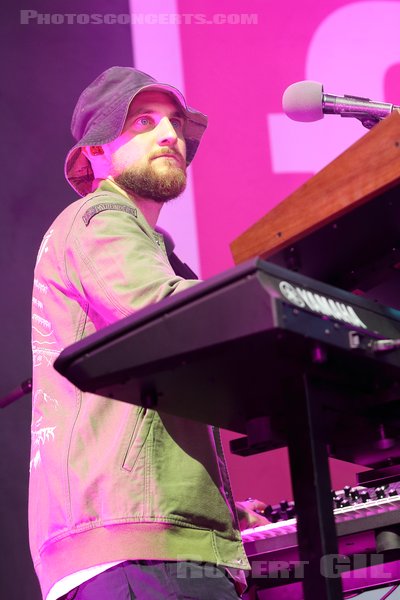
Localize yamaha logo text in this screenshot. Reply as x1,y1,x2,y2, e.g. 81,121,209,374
278,281,368,329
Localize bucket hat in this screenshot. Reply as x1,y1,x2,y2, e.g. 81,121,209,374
64,66,208,196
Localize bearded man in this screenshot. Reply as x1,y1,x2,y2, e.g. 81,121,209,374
29,66,267,600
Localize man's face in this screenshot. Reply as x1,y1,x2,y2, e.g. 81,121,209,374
104,90,187,202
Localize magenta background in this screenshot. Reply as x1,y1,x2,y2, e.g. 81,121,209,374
176,0,400,503
179,0,400,278
181,0,353,277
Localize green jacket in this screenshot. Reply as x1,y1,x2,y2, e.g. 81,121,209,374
29,180,250,599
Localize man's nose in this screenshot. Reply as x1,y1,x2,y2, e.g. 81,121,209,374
155,117,178,146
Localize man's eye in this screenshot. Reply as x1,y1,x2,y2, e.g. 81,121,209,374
133,116,153,130
170,118,184,131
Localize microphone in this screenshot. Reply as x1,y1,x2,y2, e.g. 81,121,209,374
282,80,400,129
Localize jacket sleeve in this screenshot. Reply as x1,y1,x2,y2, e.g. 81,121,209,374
64,197,200,325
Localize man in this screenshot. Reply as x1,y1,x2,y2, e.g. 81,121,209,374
30,66,267,600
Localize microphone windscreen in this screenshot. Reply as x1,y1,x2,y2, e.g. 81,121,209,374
282,81,324,122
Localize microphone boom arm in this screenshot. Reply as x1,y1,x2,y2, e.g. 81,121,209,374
323,93,394,129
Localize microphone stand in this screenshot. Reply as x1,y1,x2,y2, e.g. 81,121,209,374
323,92,392,129
0,378,32,409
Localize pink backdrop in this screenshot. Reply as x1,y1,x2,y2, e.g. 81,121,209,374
180,0,400,278
134,0,400,503
177,0,400,504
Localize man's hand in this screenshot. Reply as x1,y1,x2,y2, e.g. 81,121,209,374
235,498,270,531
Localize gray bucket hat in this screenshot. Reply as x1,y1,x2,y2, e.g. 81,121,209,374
64,66,208,197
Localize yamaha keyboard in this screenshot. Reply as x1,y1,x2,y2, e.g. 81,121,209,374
55,258,400,465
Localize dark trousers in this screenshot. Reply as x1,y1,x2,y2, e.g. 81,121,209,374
64,560,241,600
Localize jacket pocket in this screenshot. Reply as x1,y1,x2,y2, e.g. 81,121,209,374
122,407,155,472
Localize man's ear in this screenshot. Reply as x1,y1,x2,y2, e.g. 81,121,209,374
82,145,110,179
82,145,104,158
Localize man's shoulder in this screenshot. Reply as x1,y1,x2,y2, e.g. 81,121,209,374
53,185,139,228
79,193,139,227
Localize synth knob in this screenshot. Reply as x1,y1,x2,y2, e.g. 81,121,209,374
341,499,351,508
269,510,281,523
350,489,360,501
280,500,289,511
388,489,399,497
360,490,370,503
286,506,296,519
333,496,343,508
343,485,351,497
375,486,386,499
263,504,273,517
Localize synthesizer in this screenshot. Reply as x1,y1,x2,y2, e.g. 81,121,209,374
242,482,400,559
55,258,400,465
242,483,400,597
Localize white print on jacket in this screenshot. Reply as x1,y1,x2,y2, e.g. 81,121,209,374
32,339,59,368
32,296,44,310
32,272,58,366
30,390,58,472
31,230,59,471
32,313,52,332
36,229,53,266
33,278,48,295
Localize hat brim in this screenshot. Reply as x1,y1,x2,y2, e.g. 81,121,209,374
65,82,207,197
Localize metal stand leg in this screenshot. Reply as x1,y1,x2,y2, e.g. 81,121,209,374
285,373,343,600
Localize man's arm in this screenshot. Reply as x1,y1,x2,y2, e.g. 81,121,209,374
65,197,199,325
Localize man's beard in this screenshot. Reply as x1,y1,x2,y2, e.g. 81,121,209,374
114,160,187,203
